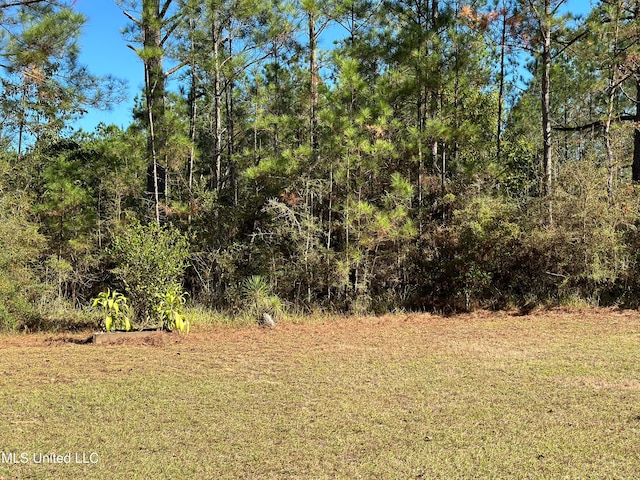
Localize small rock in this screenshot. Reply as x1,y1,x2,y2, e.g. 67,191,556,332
259,312,276,328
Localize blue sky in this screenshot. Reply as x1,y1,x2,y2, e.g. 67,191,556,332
73,0,141,132
71,0,594,134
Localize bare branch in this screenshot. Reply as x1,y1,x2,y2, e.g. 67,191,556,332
164,60,186,78
159,0,173,20
552,29,588,59
553,114,636,132
0,0,48,8
550,0,567,17
122,10,141,26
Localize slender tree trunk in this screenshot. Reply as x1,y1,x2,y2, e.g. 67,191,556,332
430,0,440,191
188,88,197,190
227,37,238,205
309,7,319,162
188,81,197,190
541,0,553,223
605,2,621,195
441,148,446,192
417,138,424,212
497,2,507,164
272,43,281,155
187,65,197,224
451,3,461,189
213,21,223,192
431,0,438,27
142,0,167,221
632,77,640,183
17,81,26,160
187,17,197,192
145,61,161,225
633,3,640,183
416,55,426,227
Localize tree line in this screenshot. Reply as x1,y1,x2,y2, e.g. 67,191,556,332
2,0,640,330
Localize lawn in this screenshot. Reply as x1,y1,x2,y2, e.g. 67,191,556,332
1,308,640,479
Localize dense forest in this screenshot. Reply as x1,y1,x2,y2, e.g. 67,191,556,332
2,0,640,331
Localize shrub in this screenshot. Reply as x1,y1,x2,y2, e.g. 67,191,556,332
0,191,46,330
110,220,190,324
412,194,522,311
517,161,635,305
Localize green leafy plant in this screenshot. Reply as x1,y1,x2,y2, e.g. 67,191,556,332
110,220,190,322
92,289,132,332
241,275,283,318
153,287,190,333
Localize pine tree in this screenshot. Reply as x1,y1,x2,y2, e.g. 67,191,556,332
119,0,184,224
0,1,125,153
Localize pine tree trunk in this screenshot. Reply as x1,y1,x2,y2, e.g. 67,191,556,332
497,3,507,164
309,8,319,162
541,0,553,223
213,21,223,192
632,78,640,183
227,38,238,205
145,61,161,225
430,0,439,189
142,0,167,221
605,2,621,195
187,17,197,192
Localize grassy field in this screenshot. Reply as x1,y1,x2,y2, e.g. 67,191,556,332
1,308,640,479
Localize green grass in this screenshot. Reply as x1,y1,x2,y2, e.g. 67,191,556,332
1,309,639,478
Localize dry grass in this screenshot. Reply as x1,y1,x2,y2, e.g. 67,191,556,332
1,308,640,479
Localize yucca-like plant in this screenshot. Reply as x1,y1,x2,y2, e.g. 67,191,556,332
93,289,132,332
241,275,282,319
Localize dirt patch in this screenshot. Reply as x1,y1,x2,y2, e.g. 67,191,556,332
44,335,94,345
1,307,639,352
92,330,183,346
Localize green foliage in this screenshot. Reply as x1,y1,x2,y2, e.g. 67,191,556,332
0,188,45,330
0,3,125,143
110,220,190,323
34,141,97,258
6,0,640,327
153,287,190,333
520,160,636,304
258,194,330,309
413,160,639,310
414,193,522,311
241,275,283,319
22,136,144,307
92,289,132,332
388,172,414,205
